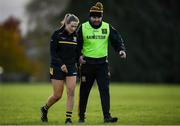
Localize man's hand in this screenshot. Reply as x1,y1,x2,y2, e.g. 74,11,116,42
119,50,126,59
79,55,86,64
61,64,68,73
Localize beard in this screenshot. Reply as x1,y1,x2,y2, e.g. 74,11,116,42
93,21,101,26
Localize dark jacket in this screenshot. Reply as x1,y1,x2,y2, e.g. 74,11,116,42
77,21,126,64
50,26,78,67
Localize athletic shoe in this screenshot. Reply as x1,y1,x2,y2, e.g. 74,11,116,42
65,118,72,124
40,107,48,122
104,116,118,123
78,117,85,123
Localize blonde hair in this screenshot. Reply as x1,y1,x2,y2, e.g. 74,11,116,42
60,13,79,27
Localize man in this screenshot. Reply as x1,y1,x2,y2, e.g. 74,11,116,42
77,2,126,123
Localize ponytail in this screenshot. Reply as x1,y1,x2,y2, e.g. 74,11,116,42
60,13,79,27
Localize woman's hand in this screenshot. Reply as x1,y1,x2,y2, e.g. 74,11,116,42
79,55,86,64
61,64,68,73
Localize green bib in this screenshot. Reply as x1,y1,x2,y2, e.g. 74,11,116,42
82,21,110,58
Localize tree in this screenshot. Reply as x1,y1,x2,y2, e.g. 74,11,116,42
0,17,38,81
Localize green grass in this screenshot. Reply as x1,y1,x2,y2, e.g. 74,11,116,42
0,83,180,125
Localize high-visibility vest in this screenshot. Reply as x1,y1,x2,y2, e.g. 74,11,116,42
82,21,110,58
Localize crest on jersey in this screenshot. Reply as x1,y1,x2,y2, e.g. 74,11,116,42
102,29,107,34
73,36,77,42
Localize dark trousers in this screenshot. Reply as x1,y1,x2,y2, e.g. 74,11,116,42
78,63,111,119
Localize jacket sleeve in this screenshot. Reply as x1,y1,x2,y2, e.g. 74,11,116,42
50,31,64,66
109,25,126,53
77,25,83,56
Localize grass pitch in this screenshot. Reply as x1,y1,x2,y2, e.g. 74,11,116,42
0,83,180,125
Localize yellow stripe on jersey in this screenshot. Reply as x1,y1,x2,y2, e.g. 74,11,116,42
58,41,77,45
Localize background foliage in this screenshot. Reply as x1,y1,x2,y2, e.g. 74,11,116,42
2,0,178,82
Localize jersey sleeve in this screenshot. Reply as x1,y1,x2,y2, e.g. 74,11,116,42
50,31,64,66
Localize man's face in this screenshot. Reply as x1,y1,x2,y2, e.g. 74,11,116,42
90,16,102,26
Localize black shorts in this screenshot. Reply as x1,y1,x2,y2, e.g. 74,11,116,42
50,64,77,80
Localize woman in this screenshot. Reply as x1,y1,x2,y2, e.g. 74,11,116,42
40,14,79,124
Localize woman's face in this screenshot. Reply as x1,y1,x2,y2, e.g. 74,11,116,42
65,21,79,34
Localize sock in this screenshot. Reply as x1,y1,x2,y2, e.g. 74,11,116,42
66,111,72,119
43,104,49,110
